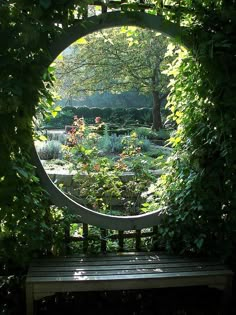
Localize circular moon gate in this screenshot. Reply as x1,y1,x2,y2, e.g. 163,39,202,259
32,11,188,230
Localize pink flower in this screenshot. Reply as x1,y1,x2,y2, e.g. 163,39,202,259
95,116,101,124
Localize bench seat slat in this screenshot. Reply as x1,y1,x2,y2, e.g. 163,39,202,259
27,269,232,283
32,254,219,262
30,258,221,267
28,266,229,279
28,262,226,273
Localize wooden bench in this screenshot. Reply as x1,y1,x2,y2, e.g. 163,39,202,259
26,252,233,315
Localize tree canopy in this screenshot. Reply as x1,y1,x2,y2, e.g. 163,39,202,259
55,26,172,130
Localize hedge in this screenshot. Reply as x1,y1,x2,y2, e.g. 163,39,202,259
43,106,153,129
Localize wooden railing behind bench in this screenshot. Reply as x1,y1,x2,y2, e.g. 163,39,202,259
63,221,158,254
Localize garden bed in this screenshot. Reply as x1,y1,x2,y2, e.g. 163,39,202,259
35,123,172,215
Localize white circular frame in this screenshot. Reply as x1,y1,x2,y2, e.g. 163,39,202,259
33,11,189,230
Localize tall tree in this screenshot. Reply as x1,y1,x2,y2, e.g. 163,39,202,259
55,26,171,130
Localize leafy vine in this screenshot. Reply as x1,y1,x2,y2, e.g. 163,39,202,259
0,0,236,263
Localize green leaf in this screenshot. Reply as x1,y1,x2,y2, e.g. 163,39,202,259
51,111,58,118
48,66,55,73
140,207,149,213
76,38,88,45
39,135,47,141
57,54,63,61
14,167,29,178
120,26,127,34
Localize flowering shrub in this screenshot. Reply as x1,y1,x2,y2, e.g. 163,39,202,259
62,118,163,215
95,116,101,124
66,116,85,146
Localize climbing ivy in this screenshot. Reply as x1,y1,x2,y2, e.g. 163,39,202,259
0,0,89,265
146,1,236,259
0,0,236,263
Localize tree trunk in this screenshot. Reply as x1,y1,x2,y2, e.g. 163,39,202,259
152,90,162,131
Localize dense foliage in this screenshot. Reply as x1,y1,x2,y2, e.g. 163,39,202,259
0,0,89,265
146,1,236,259
0,0,236,266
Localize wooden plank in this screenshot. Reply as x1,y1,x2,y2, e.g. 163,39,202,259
27,269,233,284
31,251,221,261
30,251,219,259
31,275,229,297
28,251,165,259
30,257,222,267
29,265,227,279
27,266,230,279
28,268,233,282
28,261,225,273
28,270,229,281
28,261,227,272
40,251,174,263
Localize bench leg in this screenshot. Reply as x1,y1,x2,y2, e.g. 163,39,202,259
221,277,233,315
26,284,34,315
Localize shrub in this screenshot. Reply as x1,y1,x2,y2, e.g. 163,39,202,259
75,106,92,119
140,138,151,152
37,140,62,160
97,133,124,154
134,127,152,138
110,108,127,124
156,129,171,140
90,107,103,118
101,107,113,120
136,108,152,124
134,127,171,141
109,134,124,153
96,128,112,153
